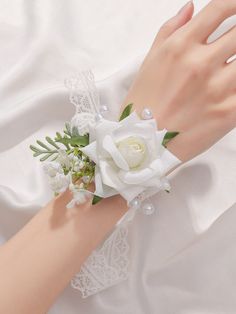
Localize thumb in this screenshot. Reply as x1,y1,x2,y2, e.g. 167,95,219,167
152,1,194,48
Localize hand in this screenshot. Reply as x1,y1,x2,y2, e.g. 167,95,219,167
124,0,236,162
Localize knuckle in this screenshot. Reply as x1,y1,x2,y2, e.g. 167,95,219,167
162,37,185,58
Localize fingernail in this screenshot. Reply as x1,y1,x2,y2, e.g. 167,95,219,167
177,1,193,15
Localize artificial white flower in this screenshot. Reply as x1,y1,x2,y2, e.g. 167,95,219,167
74,160,85,172
81,112,181,202
71,112,96,136
67,183,91,208
43,161,63,178
57,149,71,169
49,173,70,194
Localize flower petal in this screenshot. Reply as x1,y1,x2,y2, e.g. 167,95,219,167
96,119,119,140
119,185,145,202
80,141,98,163
119,111,140,125
118,167,154,185
159,149,181,174
114,123,154,142
94,166,117,198
140,118,158,129
99,159,126,191
156,129,168,151
103,135,129,171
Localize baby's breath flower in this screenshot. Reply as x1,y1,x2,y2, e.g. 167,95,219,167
57,149,71,169
67,182,91,208
43,162,63,178
49,173,70,193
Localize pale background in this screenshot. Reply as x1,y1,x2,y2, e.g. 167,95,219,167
0,0,236,313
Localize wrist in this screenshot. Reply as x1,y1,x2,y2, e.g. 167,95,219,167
54,189,128,259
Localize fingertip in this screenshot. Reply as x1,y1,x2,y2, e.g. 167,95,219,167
177,1,194,24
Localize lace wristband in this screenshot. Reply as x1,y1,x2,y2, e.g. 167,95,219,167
30,70,181,298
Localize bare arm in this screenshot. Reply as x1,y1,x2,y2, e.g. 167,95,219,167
0,191,127,313
0,0,236,313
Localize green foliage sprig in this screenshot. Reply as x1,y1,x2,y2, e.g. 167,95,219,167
30,122,89,162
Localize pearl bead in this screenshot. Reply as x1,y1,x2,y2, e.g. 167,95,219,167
99,104,109,114
142,202,155,215
129,197,141,210
95,113,103,122
141,108,153,120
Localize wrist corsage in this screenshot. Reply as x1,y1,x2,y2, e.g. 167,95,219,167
30,71,181,214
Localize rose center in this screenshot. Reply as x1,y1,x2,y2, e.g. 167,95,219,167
116,136,147,169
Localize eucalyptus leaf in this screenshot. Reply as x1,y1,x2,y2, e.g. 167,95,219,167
33,151,43,157
30,145,39,153
162,131,179,148
119,103,133,121
36,140,50,150
92,195,103,205
40,153,52,161
55,134,89,147
72,126,79,136
56,132,63,140
45,136,60,149
64,122,72,137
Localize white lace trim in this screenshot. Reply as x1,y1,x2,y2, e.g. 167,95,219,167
65,71,99,135
71,225,130,298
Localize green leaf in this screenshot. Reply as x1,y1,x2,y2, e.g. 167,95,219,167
40,153,52,161
71,135,89,147
72,126,79,137
36,140,50,150
56,132,63,140
119,103,133,121
33,151,42,157
45,136,60,149
30,143,58,160
64,122,72,137
55,134,89,147
92,195,103,205
162,131,179,148
30,145,39,153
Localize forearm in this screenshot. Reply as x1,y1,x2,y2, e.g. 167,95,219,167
0,190,127,314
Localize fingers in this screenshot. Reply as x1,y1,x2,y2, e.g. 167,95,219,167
152,1,194,49
189,0,236,42
209,26,236,64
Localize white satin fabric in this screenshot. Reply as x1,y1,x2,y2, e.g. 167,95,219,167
0,0,236,313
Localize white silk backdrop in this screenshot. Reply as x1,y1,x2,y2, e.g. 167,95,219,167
0,0,236,313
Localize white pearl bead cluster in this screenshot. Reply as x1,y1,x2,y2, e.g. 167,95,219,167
95,104,109,121
96,105,153,121
129,196,155,215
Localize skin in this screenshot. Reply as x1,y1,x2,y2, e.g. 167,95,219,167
0,1,235,313
124,0,236,161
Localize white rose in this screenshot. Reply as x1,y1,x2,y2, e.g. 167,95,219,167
116,136,147,169
81,112,181,202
